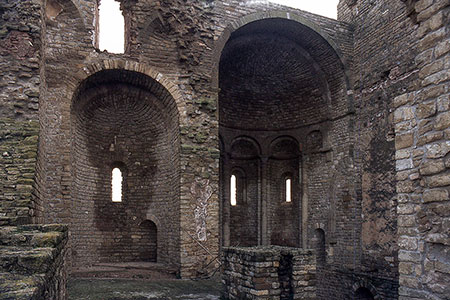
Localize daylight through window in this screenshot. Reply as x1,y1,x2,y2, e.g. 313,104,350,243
99,0,124,53
230,175,237,206
112,167,123,202
285,178,292,202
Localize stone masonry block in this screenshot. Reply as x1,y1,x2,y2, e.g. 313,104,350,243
419,159,446,175
426,141,450,158
425,172,450,187
416,100,437,119
435,111,450,130
396,133,414,149
423,189,449,203
395,106,415,122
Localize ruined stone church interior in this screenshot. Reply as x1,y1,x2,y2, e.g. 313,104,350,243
0,0,448,299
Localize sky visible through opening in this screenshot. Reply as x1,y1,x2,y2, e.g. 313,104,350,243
99,0,339,53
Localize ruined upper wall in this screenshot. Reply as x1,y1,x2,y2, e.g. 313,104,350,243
0,0,41,120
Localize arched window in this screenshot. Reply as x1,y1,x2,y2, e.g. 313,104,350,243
112,167,123,202
285,178,292,202
230,174,237,206
98,0,124,53
282,174,293,203
230,170,246,206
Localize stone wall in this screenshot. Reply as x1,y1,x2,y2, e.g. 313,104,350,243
0,0,42,226
0,224,68,300
331,0,425,298
338,0,450,299
0,120,39,226
393,0,450,299
222,246,316,300
3,1,448,299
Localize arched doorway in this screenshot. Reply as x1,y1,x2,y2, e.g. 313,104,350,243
137,220,158,262
355,287,375,300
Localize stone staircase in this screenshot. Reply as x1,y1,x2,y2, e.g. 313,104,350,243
0,224,68,300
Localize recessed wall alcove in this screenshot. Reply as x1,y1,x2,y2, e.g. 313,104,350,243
70,69,180,268
218,16,349,255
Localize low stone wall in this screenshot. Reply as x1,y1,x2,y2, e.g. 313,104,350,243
222,246,316,300
0,224,68,300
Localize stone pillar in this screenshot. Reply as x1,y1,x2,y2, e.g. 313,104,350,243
260,156,269,245
301,156,309,248
222,154,231,247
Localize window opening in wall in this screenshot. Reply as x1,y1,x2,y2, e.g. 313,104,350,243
230,175,237,206
285,178,292,202
112,167,123,202
98,0,124,53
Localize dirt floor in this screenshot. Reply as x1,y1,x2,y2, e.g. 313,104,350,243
68,262,222,300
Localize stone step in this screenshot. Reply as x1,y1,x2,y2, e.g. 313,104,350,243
0,246,56,275
0,224,67,247
0,272,44,300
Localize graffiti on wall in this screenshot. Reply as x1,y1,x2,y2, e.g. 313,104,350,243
191,178,213,241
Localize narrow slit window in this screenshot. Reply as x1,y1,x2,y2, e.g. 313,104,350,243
230,175,237,206
112,167,123,202
98,0,124,53
285,178,292,202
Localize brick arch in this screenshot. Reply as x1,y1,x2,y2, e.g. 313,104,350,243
69,59,185,118
229,136,262,158
145,212,162,231
352,281,380,300
269,135,301,158
211,10,352,92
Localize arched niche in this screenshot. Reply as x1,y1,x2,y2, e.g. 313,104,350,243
137,220,158,262
217,13,349,250
230,136,261,159
269,136,300,160
221,137,260,247
70,69,180,268
268,137,301,248
313,228,326,266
